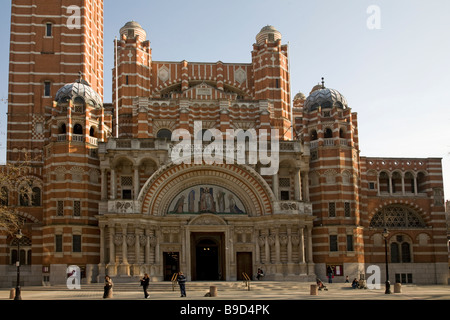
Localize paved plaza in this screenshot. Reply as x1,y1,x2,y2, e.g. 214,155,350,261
1,281,449,300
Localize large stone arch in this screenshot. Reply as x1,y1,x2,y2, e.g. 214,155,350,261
137,162,275,216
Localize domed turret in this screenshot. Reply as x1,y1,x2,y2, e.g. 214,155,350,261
120,20,147,41
55,75,103,108
256,25,282,45
304,78,348,112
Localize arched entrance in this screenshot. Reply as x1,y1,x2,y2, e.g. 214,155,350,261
191,233,225,281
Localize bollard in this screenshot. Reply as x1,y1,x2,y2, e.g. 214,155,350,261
394,283,402,293
310,284,318,295
210,286,218,297
9,288,15,299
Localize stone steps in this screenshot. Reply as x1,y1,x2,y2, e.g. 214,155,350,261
22,281,319,292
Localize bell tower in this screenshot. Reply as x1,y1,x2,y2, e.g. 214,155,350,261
7,0,104,162
252,26,292,140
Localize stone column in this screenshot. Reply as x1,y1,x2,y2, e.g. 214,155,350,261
273,173,279,200
145,229,151,265
107,224,116,276
110,169,117,200
255,229,261,264
306,225,314,275
119,224,129,276
388,173,393,195
155,228,161,264
287,227,292,263
294,168,302,201
99,223,106,265
134,166,140,200
302,172,310,201
135,226,141,265
414,174,418,195
264,230,270,264
401,173,405,195
101,169,107,200
274,227,281,264
299,227,305,264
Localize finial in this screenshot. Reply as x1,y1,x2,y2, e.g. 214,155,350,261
321,77,325,89
78,71,83,82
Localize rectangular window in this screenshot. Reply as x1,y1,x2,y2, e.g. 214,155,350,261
73,201,81,217
329,235,338,252
57,200,64,216
122,189,132,200
55,235,63,253
346,235,354,251
328,202,336,217
369,182,376,190
72,235,82,253
46,23,52,37
344,202,351,217
280,190,290,201
395,273,413,284
44,81,51,97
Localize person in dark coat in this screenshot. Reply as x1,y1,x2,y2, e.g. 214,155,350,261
177,271,187,297
103,275,113,298
140,273,150,298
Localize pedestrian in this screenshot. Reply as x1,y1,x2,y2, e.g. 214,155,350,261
345,275,349,283
103,275,113,298
256,268,264,280
177,271,187,297
327,266,333,283
140,273,150,298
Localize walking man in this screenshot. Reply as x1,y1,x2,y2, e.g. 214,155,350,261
177,271,187,297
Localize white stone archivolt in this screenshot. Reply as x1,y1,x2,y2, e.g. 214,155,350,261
189,214,227,226
138,162,275,216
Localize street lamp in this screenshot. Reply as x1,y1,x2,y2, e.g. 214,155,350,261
14,229,23,300
382,228,391,294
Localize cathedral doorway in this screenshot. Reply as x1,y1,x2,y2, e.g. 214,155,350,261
191,232,225,281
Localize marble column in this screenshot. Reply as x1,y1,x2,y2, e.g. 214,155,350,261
273,173,279,200
101,169,107,200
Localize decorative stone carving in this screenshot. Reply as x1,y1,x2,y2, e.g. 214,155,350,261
114,234,123,246
126,234,135,246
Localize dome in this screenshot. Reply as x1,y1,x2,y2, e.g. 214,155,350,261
120,20,147,40
294,92,306,101
55,77,103,108
304,84,348,112
256,25,282,45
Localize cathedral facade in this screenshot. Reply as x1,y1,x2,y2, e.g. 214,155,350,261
1,0,447,287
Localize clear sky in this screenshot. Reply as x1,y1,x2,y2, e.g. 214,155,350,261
0,0,449,200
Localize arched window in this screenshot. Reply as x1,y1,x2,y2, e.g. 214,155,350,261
391,172,402,194
59,123,67,134
19,187,30,207
369,205,426,228
417,172,426,193
73,124,83,135
324,128,333,139
379,172,390,193
10,236,32,265
389,235,412,263
339,128,346,139
310,130,318,141
156,129,172,140
31,187,41,207
391,242,400,263
0,186,8,206
404,172,415,193
89,127,96,137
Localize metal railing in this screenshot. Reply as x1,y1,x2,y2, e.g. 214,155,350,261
171,273,178,291
242,272,251,291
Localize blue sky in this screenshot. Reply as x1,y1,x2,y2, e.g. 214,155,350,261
0,0,449,200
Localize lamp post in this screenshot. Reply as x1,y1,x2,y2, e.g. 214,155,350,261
14,229,23,300
382,228,391,294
